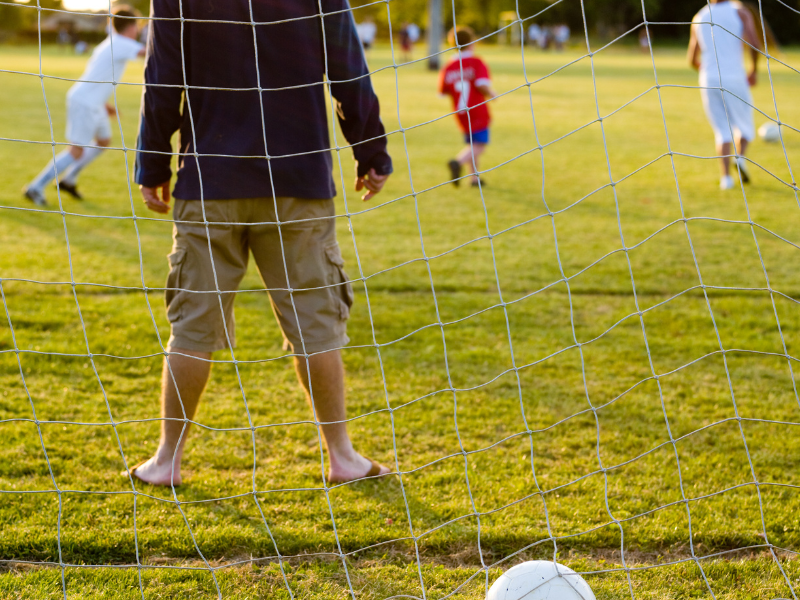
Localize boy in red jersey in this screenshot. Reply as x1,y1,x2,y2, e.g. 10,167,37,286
439,26,496,187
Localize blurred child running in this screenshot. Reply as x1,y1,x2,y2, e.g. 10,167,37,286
439,26,496,188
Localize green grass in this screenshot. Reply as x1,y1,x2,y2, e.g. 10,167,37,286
1,40,800,598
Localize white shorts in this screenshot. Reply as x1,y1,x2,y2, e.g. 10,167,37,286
65,100,112,147
700,78,754,145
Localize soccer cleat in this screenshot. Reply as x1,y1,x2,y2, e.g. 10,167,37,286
470,178,486,188
447,159,461,187
720,175,735,191
23,186,47,207
736,157,750,184
57,180,84,200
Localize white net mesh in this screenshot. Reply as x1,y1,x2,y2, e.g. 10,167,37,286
1,0,800,598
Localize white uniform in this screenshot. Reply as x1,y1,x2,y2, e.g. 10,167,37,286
65,33,143,146
554,24,570,45
407,23,420,43
356,21,377,48
693,1,754,144
527,24,542,45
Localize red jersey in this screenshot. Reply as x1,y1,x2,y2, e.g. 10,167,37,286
438,53,492,133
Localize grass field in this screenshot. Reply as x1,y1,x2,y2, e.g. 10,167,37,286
1,37,800,599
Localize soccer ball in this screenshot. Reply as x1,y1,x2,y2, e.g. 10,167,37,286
487,561,596,600
758,122,781,143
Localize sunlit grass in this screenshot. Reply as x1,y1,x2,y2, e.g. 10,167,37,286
1,41,800,598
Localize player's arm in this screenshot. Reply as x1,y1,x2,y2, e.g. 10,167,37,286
322,0,392,201
476,83,496,100
438,68,453,101
135,0,184,213
737,5,761,86
475,61,497,100
687,24,701,71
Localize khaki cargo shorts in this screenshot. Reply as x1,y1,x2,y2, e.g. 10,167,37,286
165,197,353,355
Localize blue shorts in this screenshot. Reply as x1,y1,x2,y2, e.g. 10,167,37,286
465,128,490,145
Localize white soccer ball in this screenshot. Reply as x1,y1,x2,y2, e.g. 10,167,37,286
758,122,781,143
488,561,596,600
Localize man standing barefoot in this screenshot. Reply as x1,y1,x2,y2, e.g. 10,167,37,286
131,0,392,486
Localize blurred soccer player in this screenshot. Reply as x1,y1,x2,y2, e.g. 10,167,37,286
23,6,145,206
688,0,761,190
356,16,377,51
527,22,542,48
131,0,392,487
439,26,496,188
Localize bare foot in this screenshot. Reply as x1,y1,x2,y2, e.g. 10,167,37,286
327,453,391,484
124,455,183,487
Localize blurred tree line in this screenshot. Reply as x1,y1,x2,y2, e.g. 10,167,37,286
1,0,798,45
0,0,150,36
356,0,800,45
0,0,61,32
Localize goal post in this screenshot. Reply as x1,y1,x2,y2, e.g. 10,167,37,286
498,10,521,46
427,0,443,70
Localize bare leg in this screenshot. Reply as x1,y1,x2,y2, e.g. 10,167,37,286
294,350,389,483
736,136,749,158
456,142,487,184
717,141,732,177
130,347,211,486
456,145,472,166
731,136,752,183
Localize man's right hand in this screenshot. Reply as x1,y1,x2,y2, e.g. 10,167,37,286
748,71,757,87
140,181,172,213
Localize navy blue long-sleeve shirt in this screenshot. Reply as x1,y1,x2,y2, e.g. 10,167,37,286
134,0,392,200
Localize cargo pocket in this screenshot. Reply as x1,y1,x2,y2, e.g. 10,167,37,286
165,247,186,323
325,243,354,321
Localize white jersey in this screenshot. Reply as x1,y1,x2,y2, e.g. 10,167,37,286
693,1,747,87
67,33,143,108
554,25,570,43
356,21,377,45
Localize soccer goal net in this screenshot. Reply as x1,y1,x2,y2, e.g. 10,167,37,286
1,0,799,598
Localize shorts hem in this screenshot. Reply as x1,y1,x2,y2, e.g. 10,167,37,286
713,131,753,145
168,334,233,354
464,128,490,145
285,334,350,356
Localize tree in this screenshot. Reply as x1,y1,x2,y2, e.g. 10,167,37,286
1,0,63,33
3,0,798,44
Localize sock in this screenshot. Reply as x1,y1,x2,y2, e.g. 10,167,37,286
60,146,104,186
27,149,77,193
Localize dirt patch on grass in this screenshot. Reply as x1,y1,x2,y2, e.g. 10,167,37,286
3,543,794,575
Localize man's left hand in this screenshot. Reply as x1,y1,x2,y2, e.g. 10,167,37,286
140,181,172,213
748,71,757,87
355,169,390,202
